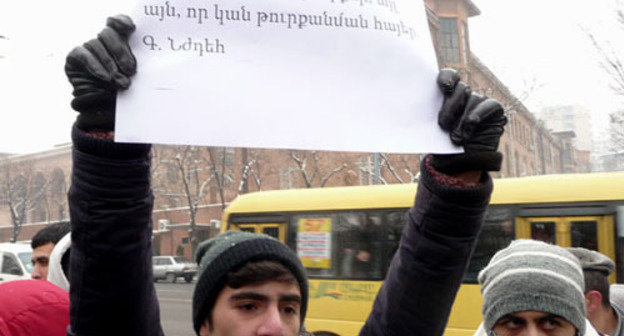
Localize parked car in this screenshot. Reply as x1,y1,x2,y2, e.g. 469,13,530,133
0,243,32,283
152,256,198,283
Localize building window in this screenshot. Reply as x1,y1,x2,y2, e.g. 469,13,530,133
210,147,235,166
181,237,189,244
439,18,460,64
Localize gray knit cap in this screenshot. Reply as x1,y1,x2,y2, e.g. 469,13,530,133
567,247,615,276
192,231,308,335
478,239,586,333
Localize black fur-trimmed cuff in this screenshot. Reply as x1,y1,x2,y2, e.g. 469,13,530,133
432,151,503,175
72,123,151,161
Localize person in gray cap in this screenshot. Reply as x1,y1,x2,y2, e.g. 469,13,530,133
567,247,623,336
478,240,589,336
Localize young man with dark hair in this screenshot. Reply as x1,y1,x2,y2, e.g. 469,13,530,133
63,15,506,336
192,231,309,335
568,247,624,336
30,222,70,280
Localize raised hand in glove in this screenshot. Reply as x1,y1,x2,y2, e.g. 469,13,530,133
65,15,136,132
434,68,507,175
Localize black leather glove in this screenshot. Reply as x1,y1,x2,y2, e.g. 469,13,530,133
434,68,507,174
65,15,136,131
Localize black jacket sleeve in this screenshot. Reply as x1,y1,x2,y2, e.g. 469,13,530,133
358,156,492,336
67,125,164,336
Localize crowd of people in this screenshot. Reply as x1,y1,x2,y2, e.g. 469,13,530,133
0,13,620,336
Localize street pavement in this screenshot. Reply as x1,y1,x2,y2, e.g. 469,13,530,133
156,281,195,336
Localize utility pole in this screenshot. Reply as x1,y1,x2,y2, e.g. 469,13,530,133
507,111,518,177
373,152,380,184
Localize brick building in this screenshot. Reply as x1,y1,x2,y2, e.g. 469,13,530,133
0,0,592,259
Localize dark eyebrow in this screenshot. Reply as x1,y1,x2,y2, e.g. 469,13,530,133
280,294,302,304
538,314,565,322
230,292,269,302
229,292,302,304
33,256,49,263
495,314,524,324
497,314,515,321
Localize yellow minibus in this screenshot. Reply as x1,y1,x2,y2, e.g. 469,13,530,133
222,171,624,336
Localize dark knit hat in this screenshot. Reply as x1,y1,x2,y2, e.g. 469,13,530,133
567,247,615,276
478,240,586,333
192,231,308,335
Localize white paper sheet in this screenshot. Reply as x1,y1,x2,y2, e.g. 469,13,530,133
115,0,462,154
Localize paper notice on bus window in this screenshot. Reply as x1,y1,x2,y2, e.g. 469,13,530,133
297,218,332,269
115,0,461,154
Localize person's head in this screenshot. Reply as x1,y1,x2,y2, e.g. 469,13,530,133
566,248,614,320
192,231,308,336
0,280,69,336
478,240,586,336
30,222,71,280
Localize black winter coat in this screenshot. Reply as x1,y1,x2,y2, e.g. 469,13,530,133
359,159,492,336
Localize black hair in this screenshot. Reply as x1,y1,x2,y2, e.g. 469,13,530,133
584,270,611,307
225,260,297,289
31,222,71,249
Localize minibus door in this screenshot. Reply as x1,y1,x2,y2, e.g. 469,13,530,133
516,216,615,282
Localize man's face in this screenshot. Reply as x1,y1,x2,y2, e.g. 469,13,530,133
199,281,302,336
492,311,577,336
31,242,55,280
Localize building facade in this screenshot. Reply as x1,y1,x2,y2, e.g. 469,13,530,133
0,0,593,258
540,105,593,152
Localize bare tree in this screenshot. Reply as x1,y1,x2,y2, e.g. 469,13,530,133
474,76,542,115
357,154,421,185
154,146,213,252
399,155,421,183
0,162,48,242
207,147,235,211
237,148,262,195
48,168,68,221
380,154,405,183
582,21,624,96
289,150,347,188
150,145,164,180
581,5,624,153
152,146,262,252
358,159,387,185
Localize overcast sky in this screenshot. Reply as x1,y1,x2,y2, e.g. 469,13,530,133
0,0,622,154
469,0,623,146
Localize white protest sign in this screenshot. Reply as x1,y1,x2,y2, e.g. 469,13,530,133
115,0,462,154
